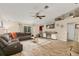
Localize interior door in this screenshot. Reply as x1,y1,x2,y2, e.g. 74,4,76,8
67,23,75,41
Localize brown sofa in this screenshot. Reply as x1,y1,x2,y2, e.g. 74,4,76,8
0,33,23,56
16,32,32,41
1,32,32,41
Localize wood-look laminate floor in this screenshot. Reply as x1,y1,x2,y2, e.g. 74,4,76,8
13,38,79,56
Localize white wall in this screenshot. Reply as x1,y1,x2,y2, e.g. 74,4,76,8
3,21,20,33
0,20,21,35
31,24,40,36
43,25,55,32
2,16,79,42
0,20,40,36
19,24,32,33
55,17,79,41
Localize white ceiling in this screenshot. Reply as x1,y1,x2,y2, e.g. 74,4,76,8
0,3,79,25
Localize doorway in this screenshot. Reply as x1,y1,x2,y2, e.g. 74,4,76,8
39,26,43,32
39,25,44,37
67,23,75,41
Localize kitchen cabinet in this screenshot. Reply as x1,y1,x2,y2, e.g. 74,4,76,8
43,31,57,39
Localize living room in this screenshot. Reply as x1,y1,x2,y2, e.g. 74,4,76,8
1,3,79,56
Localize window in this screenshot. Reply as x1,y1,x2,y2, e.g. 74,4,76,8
0,20,3,28
28,27,31,32
24,26,31,33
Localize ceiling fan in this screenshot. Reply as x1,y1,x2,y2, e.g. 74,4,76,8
32,11,46,19
31,5,49,19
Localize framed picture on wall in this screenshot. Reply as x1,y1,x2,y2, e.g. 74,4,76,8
75,24,79,29
46,24,55,29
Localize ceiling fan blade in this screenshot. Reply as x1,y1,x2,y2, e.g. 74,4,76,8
41,15,45,17
36,15,45,17
38,17,42,19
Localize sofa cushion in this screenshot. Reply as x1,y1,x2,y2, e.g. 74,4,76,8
0,38,7,48
0,34,10,42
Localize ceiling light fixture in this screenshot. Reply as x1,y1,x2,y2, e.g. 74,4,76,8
74,3,78,4
44,5,49,9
